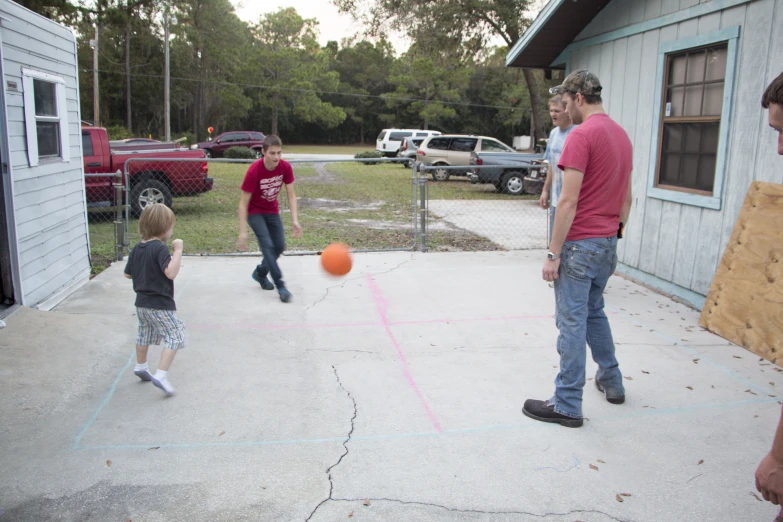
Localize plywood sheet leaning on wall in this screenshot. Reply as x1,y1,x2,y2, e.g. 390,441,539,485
700,182,783,365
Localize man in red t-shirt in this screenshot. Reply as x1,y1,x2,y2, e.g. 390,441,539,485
237,135,302,303
522,70,633,428
754,70,783,517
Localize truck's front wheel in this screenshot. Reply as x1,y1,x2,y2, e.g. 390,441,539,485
131,179,172,217
501,172,525,196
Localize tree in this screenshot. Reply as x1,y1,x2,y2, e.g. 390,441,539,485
334,0,550,144
174,0,253,140
13,0,81,23
330,38,394,142
248,8,345,136
382,45,472,131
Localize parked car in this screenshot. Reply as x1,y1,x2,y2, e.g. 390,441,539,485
376,128,441,157
109,138,184,152
196,131,266,158
468,151,546,195
82,127,212,216
396,137,425,168
416,134,519,181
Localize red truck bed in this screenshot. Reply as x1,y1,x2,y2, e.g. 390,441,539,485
83,127,213,215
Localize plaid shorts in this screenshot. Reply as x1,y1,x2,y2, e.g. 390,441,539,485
136,307,186,350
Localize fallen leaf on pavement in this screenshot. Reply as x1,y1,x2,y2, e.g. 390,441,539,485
598,459,606,463
615,494,624,502
106,460,112,467
751,492,763,501
641,370,650,374
771,382,776,386
589,464,599,471
698,459,704,465
733,355,743,359
348,512,354,518
746,390,758,395
219,430,226,436
686,386,693,390
620,493,632,497
363,499,371,506
624,376,633,380
148,447,160,451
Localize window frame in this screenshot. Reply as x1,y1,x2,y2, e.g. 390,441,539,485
21,68,70,166
647,26,740,210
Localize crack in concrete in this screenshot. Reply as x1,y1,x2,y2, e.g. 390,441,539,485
305,366,357,522
328,498,632,521
305,257,412,311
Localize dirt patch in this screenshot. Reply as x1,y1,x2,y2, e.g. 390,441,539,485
296,162,342,184
299,198,384,212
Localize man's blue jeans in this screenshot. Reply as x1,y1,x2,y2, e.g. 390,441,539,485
550,236,624,419
248,213,286,288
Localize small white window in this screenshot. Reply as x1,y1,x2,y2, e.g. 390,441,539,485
22,68,70,166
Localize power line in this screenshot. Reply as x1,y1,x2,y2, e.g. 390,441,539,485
82,68,534,112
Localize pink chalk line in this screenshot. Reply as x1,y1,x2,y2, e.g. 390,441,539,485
366,273,443,434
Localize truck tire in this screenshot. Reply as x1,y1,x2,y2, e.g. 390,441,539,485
432,164,450,182
501,171,525,196
131,179,172,217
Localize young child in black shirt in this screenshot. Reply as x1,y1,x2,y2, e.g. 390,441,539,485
124,203,184,396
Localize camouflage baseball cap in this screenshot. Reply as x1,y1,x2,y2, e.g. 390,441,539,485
549,69,603,96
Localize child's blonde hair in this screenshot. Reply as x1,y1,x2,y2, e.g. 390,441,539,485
138,203,175,240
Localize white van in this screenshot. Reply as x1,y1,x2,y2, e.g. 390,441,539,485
376,128,441,157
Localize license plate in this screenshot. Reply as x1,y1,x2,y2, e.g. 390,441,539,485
529,171,538,179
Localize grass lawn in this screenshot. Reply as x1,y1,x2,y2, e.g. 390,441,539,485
87,160,531,276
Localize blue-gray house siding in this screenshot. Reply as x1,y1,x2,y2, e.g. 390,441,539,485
0,0,90,307
509,0,783,309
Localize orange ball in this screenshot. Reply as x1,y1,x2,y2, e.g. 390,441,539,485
320,243,352,276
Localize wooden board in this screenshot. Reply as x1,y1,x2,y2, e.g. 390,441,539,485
700,182,783,364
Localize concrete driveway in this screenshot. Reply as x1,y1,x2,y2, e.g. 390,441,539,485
428,200,548,249
0,251,779,521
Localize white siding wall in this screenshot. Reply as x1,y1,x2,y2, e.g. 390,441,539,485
0,0,89,306
568,0,783,302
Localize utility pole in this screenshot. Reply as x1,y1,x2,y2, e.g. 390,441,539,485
92,24,100,127
164,12,177,142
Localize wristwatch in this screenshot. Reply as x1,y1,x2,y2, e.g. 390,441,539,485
547,251,561,260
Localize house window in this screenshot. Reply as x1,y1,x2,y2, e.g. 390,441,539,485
34,79,61,158
647,26,740,210
21,68,71,166
656,45,727,194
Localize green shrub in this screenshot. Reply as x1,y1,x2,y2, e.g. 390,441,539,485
105,125,135,141
354,150,382,165
224,146,258,159
177,131,197,147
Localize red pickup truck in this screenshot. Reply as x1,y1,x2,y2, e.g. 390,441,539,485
82,127,213,216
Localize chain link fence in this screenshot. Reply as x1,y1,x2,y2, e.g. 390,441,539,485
85,156,551,272
417,162,550,251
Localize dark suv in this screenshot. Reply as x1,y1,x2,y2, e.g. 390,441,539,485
197,131,266,158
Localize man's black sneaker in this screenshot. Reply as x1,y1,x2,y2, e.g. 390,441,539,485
522,399,583,428
278,287,292,303
252,269,274,290
595,380,625,404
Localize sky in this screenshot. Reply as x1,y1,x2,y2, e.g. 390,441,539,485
230,0,412,54
228,0,548,55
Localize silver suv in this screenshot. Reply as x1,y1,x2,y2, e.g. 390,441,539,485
416,134,516,181
396,137,424,168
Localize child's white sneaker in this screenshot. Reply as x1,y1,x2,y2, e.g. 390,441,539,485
152,375,175,396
